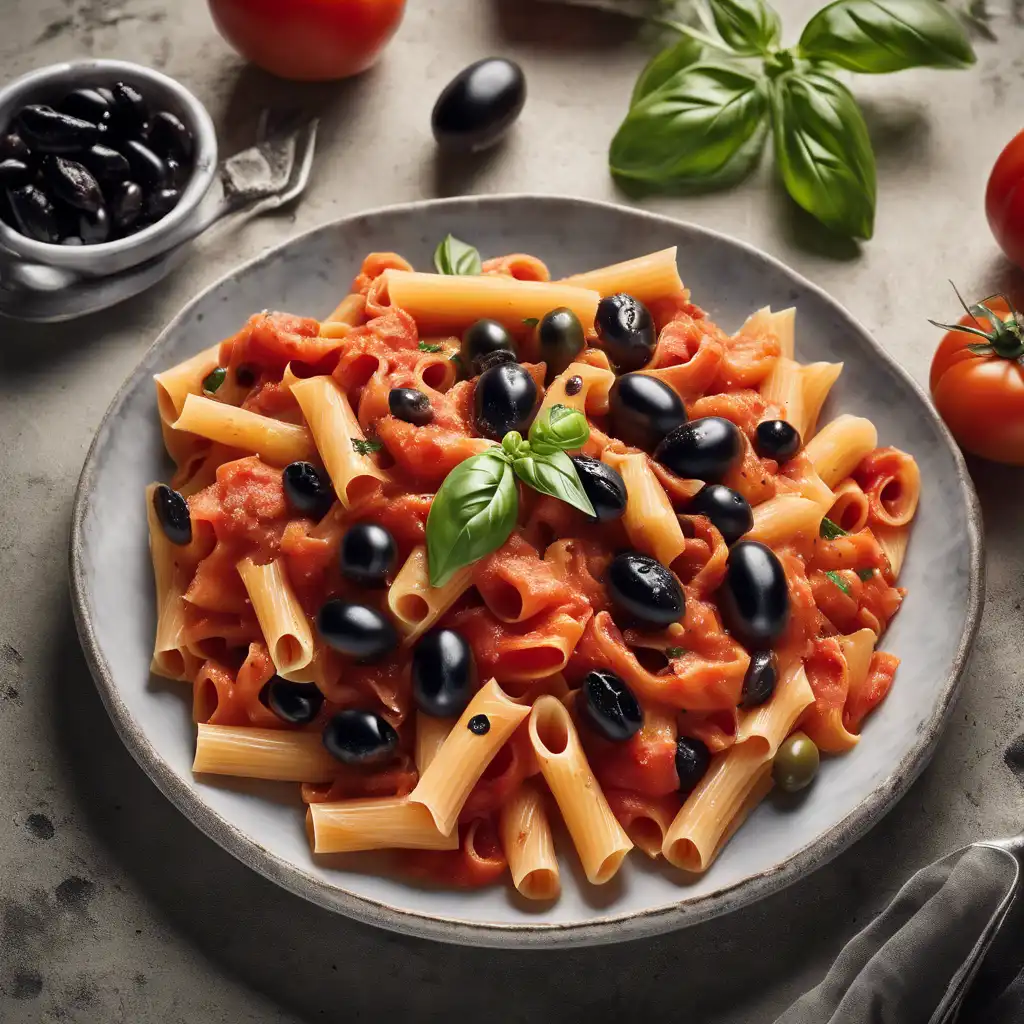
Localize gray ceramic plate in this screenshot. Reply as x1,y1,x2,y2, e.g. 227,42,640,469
69,196,984,947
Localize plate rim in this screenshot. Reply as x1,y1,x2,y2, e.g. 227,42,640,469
68,194,985,947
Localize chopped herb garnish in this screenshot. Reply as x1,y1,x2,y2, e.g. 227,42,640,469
819,517,848,540
418,341,443,353
665,646,686,659
351,437,383,456
824,570,852,595
857,568,875,581
202,366,227,394
522,317,539,328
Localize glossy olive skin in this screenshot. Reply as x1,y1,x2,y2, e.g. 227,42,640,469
322,710,399,766
77,205,110,244
152,484,191,545
462,319,516,373
46,156,103,213
654,417,742,482
608,551,685,628
754,419,801,461
717,541,790,648
147,110,193,162
0,159,30,188
339,522,398,587
474,362,537,440
431,58,526,152
82,143,131,183
109,81,147,137
412,628,477,718
537,307,585,380
316,601,398,661
282,461,333,518
388,387,433,426
595,293,656,371
580,670,643,742
676,736,711,795
773,731,820,793
740,650,778,709
570,455,627,522
609,373,687,451
689,483,753,546
261,677,324,725
109,180,143,230
122,139,167,187
0,134,31,163
16,105,100,153
59,88,112,124
8,185,58,242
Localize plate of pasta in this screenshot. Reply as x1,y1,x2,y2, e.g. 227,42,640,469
70,195,982,946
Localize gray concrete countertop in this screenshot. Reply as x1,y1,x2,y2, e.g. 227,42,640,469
2,1,1023,1021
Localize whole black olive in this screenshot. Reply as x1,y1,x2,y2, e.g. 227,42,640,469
46,156,103,213
164,158,186,189
96,87,115,105
152,483,191,545
595,293,656,371
740,650,778,709
144,187,180,222
0,134,31,163
77,205,110,244
431,57,526,152
59,88,112,125
569,455,627,522
754,419,801,462
322,710,399,766
536,307,585,381
146,110,193,162
688,483,753,546
82,144,131,183
339,522,398,587
388,387,434,426
412,628,477,718
474,349,518,374
654,417,743,482
260,676,324,725
474,362,537,440
609,373,686,451
718,540,790,648
282,461,333,518
16,105,99,154
8,185,58,243
109,81,148,137
462,318,515,374
316,600,397,661
0,159,31,188
121,139,166,187
676,736,711,795
580,670,643,742
109,180,143,231
607,551,685,627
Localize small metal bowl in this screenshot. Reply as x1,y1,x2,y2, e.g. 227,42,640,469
0,59,217,276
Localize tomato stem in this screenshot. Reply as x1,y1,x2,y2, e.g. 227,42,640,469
929,283,1024,361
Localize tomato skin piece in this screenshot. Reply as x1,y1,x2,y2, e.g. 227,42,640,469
986,129,1024,271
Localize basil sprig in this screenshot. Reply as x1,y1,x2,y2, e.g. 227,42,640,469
433,234,482,276
426,406,595,586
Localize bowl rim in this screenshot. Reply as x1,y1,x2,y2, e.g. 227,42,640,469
68,194,985,947
0,58,217,264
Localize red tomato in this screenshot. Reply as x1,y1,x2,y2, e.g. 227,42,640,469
986,129,1024,270
208,0,406,81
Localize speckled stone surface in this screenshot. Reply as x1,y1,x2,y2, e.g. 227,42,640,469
1,0,1023,1021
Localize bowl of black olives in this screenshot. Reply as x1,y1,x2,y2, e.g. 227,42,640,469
0,59,217,274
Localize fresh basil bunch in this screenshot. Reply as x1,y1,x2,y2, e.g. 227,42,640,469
426,404,595,586
610,0,975,239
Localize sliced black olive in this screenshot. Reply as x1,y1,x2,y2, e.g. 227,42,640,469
654,417,742,482
688,483,753,546
595,293,656,372
260,676,324,725
339,522,397,587
81,144,131,183
468,714,490,735
388,387,433,426
431,57,526,152
46,156,103,213
282,461,333,518
59,88,112,125
754,419,801,462
109,180,143,231
580,670,643,742
144,186,180,222
718,540,790,648
0,134,31,163
8,185,58,243
121,140,166,187
152,483,191,545
146,110,193,162
322,710,399,766
609,373,686,451
462,318,515,373
676,736,711,795
77,205,110,244
412,628,476,718
569,455,627,522
474,362,537,440
109,81,148,137
741,650,778,709
16,105,99,154
607,551,684,628
0,160,31,189
536,307,585,381
316,600,397,661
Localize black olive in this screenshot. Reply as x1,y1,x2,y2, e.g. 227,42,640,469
754,419,801,462
77,205,110,244
569,455,627,522
282,461,333,518
16,105,99,154
654,417,742,482
580,670,643,742
164,158,187,189
121,139,166,187
474,349,518,374
260,676,324,725
7,185,58,243
152,484,191,545
0,160,31,188
81,144,131,183
412,628,476,718
46,156,103,213
565,375,583,397
388,387,433,426
339,522,397,587
688,484,753,546
462,318,516,373
474,362,537,440
96,87,115,104
109,180,143,231
109,81,148,137
431,57,526,152
62,236,83,246
144,187,180,222
718,540,790,648
316,600,397,661
595,293,656,371
740,650,778,709
468,714,490,735
59,88,112,125
608,373,686,451
607,551,685,627
322,710,399,766
146,110,193,162
676,736,711,795
0,134,31,163
536,307,585,381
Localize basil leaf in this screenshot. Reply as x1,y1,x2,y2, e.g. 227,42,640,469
819,516,848,540
433,234,482,276
666,646,686,659
513,450,596,517
351,437,383,455
709,0,781,54
631,36,704,106
770,71,876,240
857,567,875,581
202,366,227,394
522,317,539,328
798,0,975,73
528,403,591,453
824,569,852,595
610,62,770,189
418,341,443,353
426,452,518,587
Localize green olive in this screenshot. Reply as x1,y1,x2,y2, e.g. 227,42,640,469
772,731,819,793
537,306,585,381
